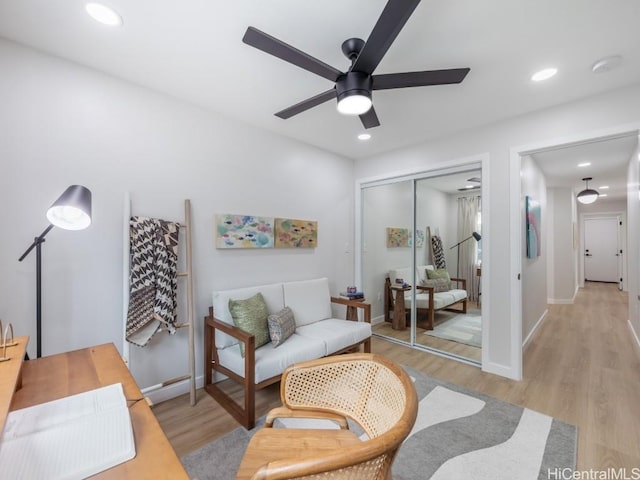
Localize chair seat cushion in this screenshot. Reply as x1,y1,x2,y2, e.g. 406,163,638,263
296,319,372,356
218,333,326,384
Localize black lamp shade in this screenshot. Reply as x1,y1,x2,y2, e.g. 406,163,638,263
46,185,92,230
472,232,481,241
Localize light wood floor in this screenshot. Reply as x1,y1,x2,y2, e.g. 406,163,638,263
372,303,482,362
155,282,640,469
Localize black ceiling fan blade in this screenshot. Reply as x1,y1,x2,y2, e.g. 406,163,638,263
351,0,421,75
359,106,380,129
372,68,470,90
275,89,337,119
243,27,343,82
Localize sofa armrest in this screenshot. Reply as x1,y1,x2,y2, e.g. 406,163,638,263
450,277,467,290
415,285,434,294
330,297,371,324
206,314,254,343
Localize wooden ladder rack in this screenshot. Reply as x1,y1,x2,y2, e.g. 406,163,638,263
122,197,196,406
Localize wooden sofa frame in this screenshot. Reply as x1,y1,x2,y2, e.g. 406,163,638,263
384,276,467,330
204,297,371,429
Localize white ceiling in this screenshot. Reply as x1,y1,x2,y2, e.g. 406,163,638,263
1,1,639,160
531,135,638,202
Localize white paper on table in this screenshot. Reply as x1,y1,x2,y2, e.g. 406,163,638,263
0,383,136,480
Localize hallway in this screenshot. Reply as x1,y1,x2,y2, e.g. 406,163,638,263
523,282,640,469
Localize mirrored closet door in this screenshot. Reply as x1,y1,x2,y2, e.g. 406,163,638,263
360,166,483,364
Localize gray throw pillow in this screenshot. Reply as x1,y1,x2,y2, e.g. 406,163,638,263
228,292,270,357
267,307,296,348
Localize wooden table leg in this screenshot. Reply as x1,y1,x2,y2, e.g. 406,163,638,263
392,290,407,330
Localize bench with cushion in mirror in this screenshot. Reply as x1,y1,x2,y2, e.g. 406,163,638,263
384,265,467,330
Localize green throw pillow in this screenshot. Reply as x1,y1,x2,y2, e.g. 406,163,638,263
228,292,270,357
267,307,296,348
421,278,451,293
426,268,452,291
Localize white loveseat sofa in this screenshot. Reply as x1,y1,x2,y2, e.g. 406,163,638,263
204,277,371,429
385,265,467,330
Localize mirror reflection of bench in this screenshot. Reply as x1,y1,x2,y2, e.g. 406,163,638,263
384,265,467,330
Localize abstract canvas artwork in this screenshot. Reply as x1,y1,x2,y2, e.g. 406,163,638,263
274,218,317,248
409,229,425,248
526,196,541,258
216,214,274,249
386,227,409,248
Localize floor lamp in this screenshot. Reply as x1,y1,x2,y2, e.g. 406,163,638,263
18,185,92,358
449,231,481,279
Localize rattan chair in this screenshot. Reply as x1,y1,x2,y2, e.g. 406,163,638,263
236,353,418,480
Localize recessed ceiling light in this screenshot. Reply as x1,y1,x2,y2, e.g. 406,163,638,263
531,68,557,82
85,3,123,26
357,133,371,141
465,185,475,189
599,193,608,197
591,56,622,74
577,162,591,167
599,185,609,189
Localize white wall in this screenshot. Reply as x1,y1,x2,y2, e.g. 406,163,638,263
0,39,355,389
627,141,640,345
521,156,548,340
547,187,578,303
355,82,640,378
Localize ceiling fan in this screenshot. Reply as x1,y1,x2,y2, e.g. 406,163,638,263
242,0,470,129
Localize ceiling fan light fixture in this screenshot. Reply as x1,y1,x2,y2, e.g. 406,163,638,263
576,177,599,204
337,93,372,115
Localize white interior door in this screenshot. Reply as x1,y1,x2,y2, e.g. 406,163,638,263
584,217,620,283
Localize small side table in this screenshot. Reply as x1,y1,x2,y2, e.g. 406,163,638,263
345,297,365,321
390,285,411,330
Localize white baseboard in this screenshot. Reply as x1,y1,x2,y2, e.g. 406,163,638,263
629,320,640,349
371,314,385,326
523,309,548,350
547,285,579,305
141,375,205,405
547,298,573,305
481,361,521,380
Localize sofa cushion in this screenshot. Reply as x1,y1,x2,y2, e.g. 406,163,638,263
406,289,468,310
267,307,296,348
389,265,433,286
426,268,452,290
212,283,284,349
229,293,270,357
283,278,332,327
296,319,372,356
217,333,326,384
421,278,450,293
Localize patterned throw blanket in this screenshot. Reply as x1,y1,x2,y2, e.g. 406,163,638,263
431,234,446,269
126,216,180,347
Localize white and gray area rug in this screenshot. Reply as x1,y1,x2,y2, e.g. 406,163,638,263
424,309,482,348
181,367,576,480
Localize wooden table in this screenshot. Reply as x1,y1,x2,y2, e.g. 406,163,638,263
391,285,411,330
8,343,189,479
0,336,28,434
345,297,365,321
236,428,361,480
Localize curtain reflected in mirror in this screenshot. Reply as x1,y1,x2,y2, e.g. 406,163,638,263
361,168,482,364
